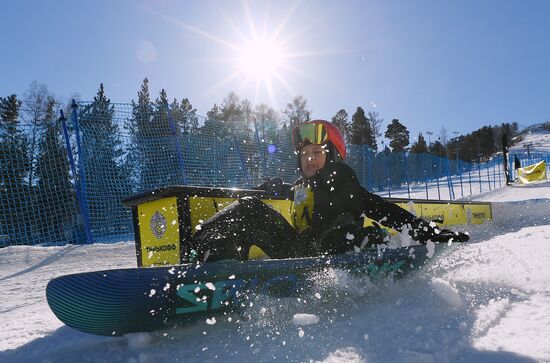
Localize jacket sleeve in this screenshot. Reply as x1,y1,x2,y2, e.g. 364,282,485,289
317,162,419,232
361,188,417,231
316,162,366,221
252,177,294,199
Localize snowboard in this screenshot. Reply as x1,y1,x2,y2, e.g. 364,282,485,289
46,243,446,336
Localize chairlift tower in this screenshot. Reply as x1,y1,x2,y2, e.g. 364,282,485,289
523,142,533,159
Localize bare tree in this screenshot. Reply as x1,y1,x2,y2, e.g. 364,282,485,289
367,110,383,151
283,95,311,128
439,126,449,146
22,82,56,187
254,103,280,141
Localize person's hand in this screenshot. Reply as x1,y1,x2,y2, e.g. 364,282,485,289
409,219,469,243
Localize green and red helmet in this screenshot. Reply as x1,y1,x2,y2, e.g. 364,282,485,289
292,120,346,161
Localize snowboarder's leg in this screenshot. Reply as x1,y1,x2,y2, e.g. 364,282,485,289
191,196,297,262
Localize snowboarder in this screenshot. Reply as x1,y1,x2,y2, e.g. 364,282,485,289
514,155,521,170
191,120,469,262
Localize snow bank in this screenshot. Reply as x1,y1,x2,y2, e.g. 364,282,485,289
1,184,550,362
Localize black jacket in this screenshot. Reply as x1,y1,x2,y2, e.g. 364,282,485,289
289,161,419,255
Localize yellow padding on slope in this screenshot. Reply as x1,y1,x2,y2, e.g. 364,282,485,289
517,161,547,184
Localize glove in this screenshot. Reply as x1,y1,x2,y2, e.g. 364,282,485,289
253,177,292,197
409,219,469,243
433,229,470,243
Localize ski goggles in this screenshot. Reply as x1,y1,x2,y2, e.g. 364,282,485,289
292,123,329,149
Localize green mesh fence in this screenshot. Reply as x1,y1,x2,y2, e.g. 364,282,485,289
1,100,548,247
0,117,82,247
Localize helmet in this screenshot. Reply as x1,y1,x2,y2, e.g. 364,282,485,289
292,120,346,161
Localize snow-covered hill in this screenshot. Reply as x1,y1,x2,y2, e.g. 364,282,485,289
510,122,550,154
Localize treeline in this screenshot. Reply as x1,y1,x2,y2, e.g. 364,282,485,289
0,79,524,245
0,83,75,243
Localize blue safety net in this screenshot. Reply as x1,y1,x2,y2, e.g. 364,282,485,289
1,100,548,247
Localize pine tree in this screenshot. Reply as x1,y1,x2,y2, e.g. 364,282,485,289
203,103,229,137
384,119,410,152
206,103,223,121
180,98,198,133
331,109,349,142
154,88,171,137
409,132,429,154
150,89,185,186
366,111,382,150
126,78,155,190
349,107,374,146
34,98,75,242
205,91,251,137
78,84,132,233
0,94,30,242
429,140,447,157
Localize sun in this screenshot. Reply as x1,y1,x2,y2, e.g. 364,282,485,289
144,2,317,106
239,36,284,81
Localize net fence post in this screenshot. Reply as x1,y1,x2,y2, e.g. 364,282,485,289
458,158,464,198
477,159,482,193
435,155,441,200
64,103,93,244
468,161,472,195
233,136,251,188
384,154,391,198
485,160,493,190
404,153,411,199
446,157,455,200
253,119,267,180
423,154,429,199
497,156,502,187
165,103,188,185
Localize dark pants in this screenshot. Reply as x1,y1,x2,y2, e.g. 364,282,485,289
191,196,386,262
191,196,299,261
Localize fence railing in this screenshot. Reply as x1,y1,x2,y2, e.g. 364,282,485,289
1,101,548,247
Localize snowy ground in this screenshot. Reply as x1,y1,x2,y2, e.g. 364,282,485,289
1,181,549,362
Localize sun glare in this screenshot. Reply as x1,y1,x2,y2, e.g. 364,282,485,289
239,37,283,80
145,2,314,105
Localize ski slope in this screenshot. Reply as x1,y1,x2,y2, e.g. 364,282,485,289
510,124,550,154
1,180,549,363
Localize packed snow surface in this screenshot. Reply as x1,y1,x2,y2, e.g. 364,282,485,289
1,182,550,363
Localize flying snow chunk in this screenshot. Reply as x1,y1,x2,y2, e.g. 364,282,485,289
148,289,156,297
431,278,462,308
206,282,216,290
426,241,436,258
292,313,320,326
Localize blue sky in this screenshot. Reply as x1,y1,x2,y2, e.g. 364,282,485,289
1,0,549,142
